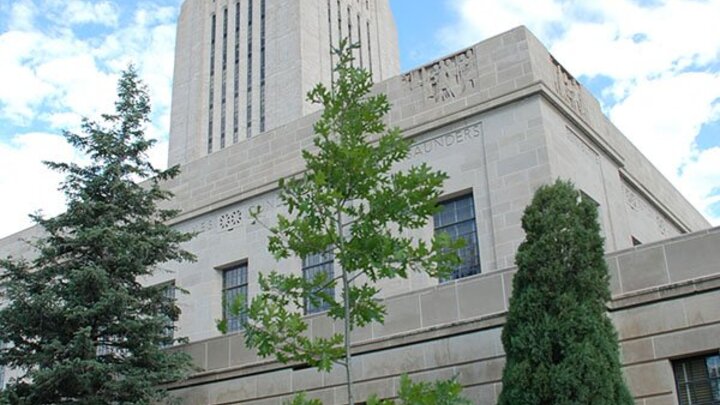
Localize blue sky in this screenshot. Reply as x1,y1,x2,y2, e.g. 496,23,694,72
0,0,719,238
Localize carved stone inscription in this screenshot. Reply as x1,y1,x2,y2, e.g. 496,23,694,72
403,48,478,103
411,122,483,157
552,57,587,117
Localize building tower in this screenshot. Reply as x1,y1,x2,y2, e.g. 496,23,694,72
167,0,401,166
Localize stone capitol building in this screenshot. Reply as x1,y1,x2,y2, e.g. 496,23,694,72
1,0,719,403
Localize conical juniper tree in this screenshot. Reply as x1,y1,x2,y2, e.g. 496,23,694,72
229,41,462,405
498,180,633,405
0,66,195,404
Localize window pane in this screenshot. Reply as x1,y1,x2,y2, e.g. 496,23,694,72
434,195,481,280
673,354,720,405
223,264,248,332
303,251,334,314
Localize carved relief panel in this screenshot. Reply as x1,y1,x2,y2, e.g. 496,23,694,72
551,57,587,118
622,183,678,237
403,48,478,103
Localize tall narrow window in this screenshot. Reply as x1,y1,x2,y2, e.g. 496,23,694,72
246,0,253,138
161,282,176,346
327,0,334,83
357,14,363,68
233,2,240,143
303,251,335,314
208,13,217,154
222,264,248,333
347,6,352,66
366,21,373,76
259,0,266,132
336,0,342,42
434,195,481,279
221,8,228,149
673,354,720,404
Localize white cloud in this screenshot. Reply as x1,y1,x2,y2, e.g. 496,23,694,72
8,0,36,31
440,0,720,225
0,133,80,237
609,72,720,178
61,1,119,27
677,146,720,226
0,1,179,238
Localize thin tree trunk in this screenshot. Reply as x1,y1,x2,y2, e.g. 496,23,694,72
337,207,354,405
342,266,354,405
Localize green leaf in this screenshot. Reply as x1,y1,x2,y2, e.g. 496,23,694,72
242,39,463,405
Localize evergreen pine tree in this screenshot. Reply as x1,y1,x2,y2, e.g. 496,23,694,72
498,180,633,405
0,66,195,404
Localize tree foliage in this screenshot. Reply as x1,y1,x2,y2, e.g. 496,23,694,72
235,41,463,405
0,66,195,404
498,180,633,404
368,375,471,405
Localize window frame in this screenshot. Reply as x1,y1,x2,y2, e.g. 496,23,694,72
673,352,720,405
302,250,335,315
434,193,481,281
159,281,177,346
221,262,249,333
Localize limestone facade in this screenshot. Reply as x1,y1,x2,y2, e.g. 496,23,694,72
0,17,718,405
168,0,400,166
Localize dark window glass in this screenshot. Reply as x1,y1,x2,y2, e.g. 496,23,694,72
259,0,266,132
366,21,372,76
208,13,217,154
161,282,176,346
434,194,480,280
674,354,720,405
246,0,253,138
357,14,363,67
327,0,334,83
303,251,334,314
223,264,248,332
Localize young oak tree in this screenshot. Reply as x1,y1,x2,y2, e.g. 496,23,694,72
0,67,195,404
232,41,463,405
498,180,633,404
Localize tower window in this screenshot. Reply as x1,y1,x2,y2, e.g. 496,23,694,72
357,14,363,68
259,0,266,132
366,20,373,76
233,1,240,143
208,13,217,154
246,0,254,138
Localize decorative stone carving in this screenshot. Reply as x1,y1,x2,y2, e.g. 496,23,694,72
218,209,243,231
196,218,214,233
176,217,214,235
566,127,599,164
552,57,587,118
622,183,677,237
403,48,478,103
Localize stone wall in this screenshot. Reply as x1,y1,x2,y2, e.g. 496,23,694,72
167,227,720,404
